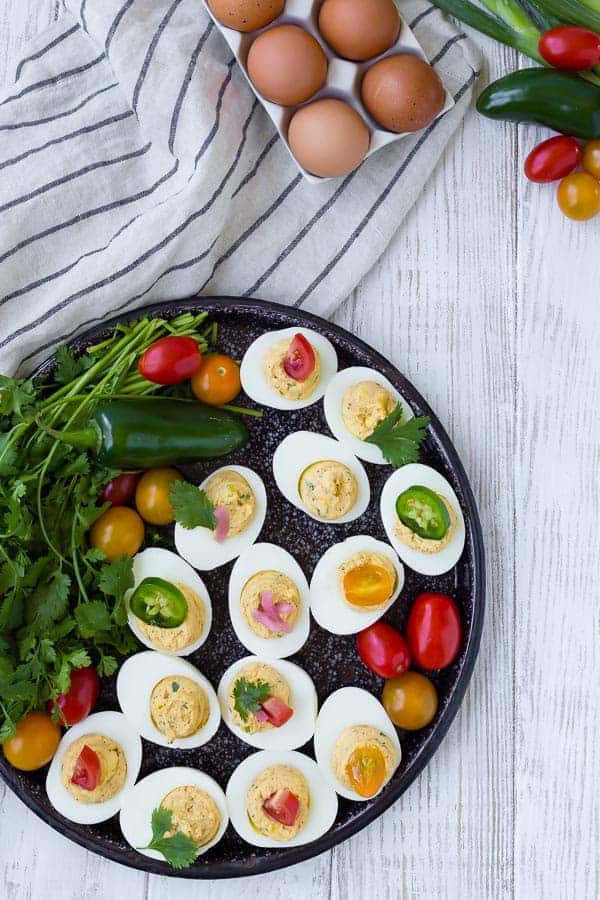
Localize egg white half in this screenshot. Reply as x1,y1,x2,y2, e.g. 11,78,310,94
240,327,338,411
174,465,267,570
313,687,401,802
323,366,413,464
217,655,317,751
127,547,212,656
228,543,311,659
226,749,338,847
45,711,142,825
309,535,404,635
380,463,466,576
119,767,228,861
272,431,370,524
116,651,221,750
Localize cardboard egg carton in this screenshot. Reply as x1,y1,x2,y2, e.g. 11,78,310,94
202,0,455,183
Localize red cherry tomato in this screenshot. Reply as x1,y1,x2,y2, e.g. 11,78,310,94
261,696,294,727
263,788,300,826
47,666,100,726
283,333,316,382
524,135,581,183
99,472,141,506
539,26,600,70
406,593,463,670
70,744,101,791
138,336,203,385
356,622,412,679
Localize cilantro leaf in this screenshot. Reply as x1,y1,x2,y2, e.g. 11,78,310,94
169,482,216,531
53,346,94,385
98,556,134,600
232,677,270,722
141,807,197,870
97,653,118,677
75,601,113,637
365,404,430,468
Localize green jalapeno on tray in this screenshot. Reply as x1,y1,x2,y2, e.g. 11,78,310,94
395,486,451,541
129,577,188,628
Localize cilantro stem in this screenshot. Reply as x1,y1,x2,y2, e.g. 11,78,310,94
71,511,89,602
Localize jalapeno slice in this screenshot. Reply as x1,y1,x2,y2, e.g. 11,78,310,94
395,486,451,541
129,577,188,628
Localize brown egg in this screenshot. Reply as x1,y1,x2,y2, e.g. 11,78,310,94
207,0,285,33
288,98,370,178
318,0,401,61
247,25,328,106
361,54,445,133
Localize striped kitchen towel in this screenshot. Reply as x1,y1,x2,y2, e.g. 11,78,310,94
0,0,480,375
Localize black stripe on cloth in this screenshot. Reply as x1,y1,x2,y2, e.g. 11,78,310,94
80,0,89,33
429,32,467,66
194,60,236,168
132,0,186,112
15,24,80,82
409,6,437,29
1,53,106,106
231,132,278,199
106,0,137,53
0,82,118,132
0,110,134,172
168,21,214,154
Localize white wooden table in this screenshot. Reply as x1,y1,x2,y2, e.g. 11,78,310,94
1,3,599,899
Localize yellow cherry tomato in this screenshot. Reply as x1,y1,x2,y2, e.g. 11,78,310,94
557,171,600,221
89,506,145,560
382,672,438,730
191,354,241,406
345,745,387,797
343,564,394,608
582,139,600,179
3,712,61,771
135,467,183,525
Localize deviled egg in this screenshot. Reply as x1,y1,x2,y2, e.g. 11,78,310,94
323,366,412,464
127,548,212,655
218,656,317,750
310,535,404,634
380,463,465,576
120,767,228,863
273,431,370,524
226,749,338,847
228,543,310,658
314,687,401,801
174,465,266,570
46,711,142,824
240,327,337,410
116,651,220,749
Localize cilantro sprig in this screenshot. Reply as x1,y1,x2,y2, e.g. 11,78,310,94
169,482,217,530
140,807,197,870
233,677,270,722
365,403,430,467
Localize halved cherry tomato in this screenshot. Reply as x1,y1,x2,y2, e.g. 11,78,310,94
343,563,395,608
263,788,300,826
557,172,600,221
406,592,462,670
89,506,145,561
582,139,600,179
138,336,203,385
190,354,241,406
71,744,101,791
99,472,141,507
261,696,294,727
539,26,600,71
524,135,581,183
345,745,387,798
356,622,411,679
382,672,438,730
135,467,183,525
47,666,100,726
2,712,61,771
283,333,316,382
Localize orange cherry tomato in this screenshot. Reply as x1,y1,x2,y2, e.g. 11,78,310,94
3,712,61,771
135,467,183,525
343,563,394,607
382,672,438,730
582,139,600,179
557,172,600,221
345,744,387,797
191,354,241,406
89,506,145,561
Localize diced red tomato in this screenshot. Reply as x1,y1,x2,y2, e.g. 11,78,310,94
283,333,316,382
138,336,203,385
539,26,600,71
263,788,300,826
70,744,101,791
260,696,294,727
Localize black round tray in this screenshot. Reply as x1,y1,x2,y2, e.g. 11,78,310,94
0,297,485,878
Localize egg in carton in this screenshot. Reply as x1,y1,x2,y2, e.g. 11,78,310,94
203,0,454,183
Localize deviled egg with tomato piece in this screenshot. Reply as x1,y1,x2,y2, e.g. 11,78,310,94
314,687,400,801
174,465,266,570
273,431,369,524
127,548,212,655
323,366,412,464
228,543,310,658
46,711,142,824
310,535,404,634
218,656,317,750
116,651,220,749
226,749,338,847
380,463,465,575
240,327,337,410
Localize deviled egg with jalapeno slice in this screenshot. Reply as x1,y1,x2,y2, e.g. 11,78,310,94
228,543,310,658
314,687,401,801
46,711,142,825
116,651,221,749
323,366,412,464
174,465,267,570
380,463,466,576
240,327,338,410
272,431,370,524
218,656,317,751
127,548,212,656
226,749,338,847
310,535,404,634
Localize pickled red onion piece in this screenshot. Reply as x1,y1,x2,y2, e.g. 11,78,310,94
254,709,269,722
260,590,276,616
252,608,293,634
214,506,229,542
